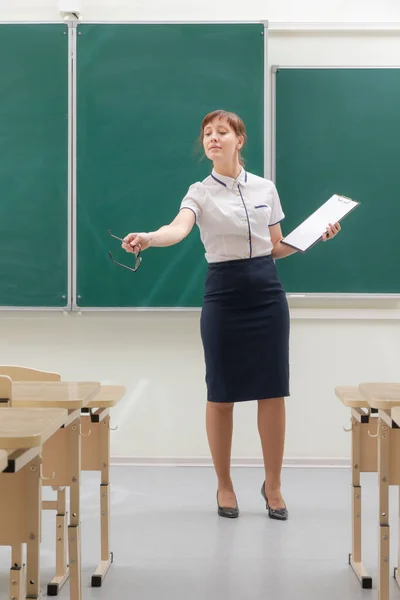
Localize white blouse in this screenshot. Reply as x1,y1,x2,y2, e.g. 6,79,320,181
179,168,285,263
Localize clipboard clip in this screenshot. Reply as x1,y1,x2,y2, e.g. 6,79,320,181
337,194,352,204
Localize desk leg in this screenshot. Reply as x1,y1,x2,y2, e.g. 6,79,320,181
378,418,390,600
47,488,69,596
395,488,400,589
68,418,82,600
348,417,372,589
25,455,41,600
91,415,112,587
10,544,25,600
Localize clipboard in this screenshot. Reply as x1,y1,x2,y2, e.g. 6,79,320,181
280,194,360,253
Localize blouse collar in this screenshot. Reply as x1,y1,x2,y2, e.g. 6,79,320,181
211,167,247,189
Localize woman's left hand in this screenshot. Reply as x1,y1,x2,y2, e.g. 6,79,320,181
322,222,341,242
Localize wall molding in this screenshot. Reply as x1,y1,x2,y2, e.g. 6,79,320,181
269,22,400,32
111,456,351,468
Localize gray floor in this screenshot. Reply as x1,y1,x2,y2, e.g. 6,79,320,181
1,466,399,599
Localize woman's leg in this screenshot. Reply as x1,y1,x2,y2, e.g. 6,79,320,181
257,397,286,509
206,401,237,508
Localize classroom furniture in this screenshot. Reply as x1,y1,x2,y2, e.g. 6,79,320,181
14,380,99,600
273,67,400,295
61,385,126,589
335,386,377,589
81,386,125,586
0,24,69,308
0,366,125,593
0,374,100,600
336,383,400,600
359,383,400,600
0,378,68,599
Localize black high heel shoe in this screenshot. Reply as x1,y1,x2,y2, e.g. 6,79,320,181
261,481,288,521
217,491,239,519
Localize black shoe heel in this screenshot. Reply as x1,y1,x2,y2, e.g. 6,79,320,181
217,491,239,519
261,481,288,521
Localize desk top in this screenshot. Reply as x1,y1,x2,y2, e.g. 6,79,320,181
0,449,8,471
359,383,400,409
87,385,126,408
12,381,100,409
335,386,370,408
0,408,68,449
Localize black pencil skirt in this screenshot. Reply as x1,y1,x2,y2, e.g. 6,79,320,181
200,255,290,404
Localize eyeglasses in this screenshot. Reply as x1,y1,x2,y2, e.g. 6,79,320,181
108,229,142,273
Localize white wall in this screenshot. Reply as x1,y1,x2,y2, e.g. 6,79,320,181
1,311,399,465
2,0,400,22
1,1,400,465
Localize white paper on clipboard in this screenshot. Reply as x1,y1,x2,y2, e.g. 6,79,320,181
280,194,360,253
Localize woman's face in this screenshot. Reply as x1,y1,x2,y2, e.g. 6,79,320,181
203,117,243,163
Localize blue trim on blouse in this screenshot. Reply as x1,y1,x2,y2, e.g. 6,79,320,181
211,174,227,187
180,206,197,223
238,184,252,259
211,171,247,187
210,170,251,256
269,217,285,226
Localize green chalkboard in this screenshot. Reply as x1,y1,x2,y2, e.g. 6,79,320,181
274,67,400,295
0,24,69,307
76,23,265,307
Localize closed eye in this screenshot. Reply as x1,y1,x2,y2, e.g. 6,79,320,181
204,130,228,136
255,204,268,209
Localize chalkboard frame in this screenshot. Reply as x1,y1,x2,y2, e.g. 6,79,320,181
0,22,72,311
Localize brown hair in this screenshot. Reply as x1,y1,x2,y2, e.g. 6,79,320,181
199,110,248,166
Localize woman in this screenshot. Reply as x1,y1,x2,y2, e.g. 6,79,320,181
122,110,340,520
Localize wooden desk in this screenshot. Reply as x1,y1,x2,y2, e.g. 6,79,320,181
0,407,71,448
80,385,125,587
1,380,125,596
335,386,374,409
12,381,100,409
359,383,400,600
11,381,100,600
0,408,68,600
359,383,400,410
42,384,126,591
335,386,377,590
86,385,125,409
0,409,67,446
44,384,126,591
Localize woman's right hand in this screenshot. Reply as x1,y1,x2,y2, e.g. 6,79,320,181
122,232,152,254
